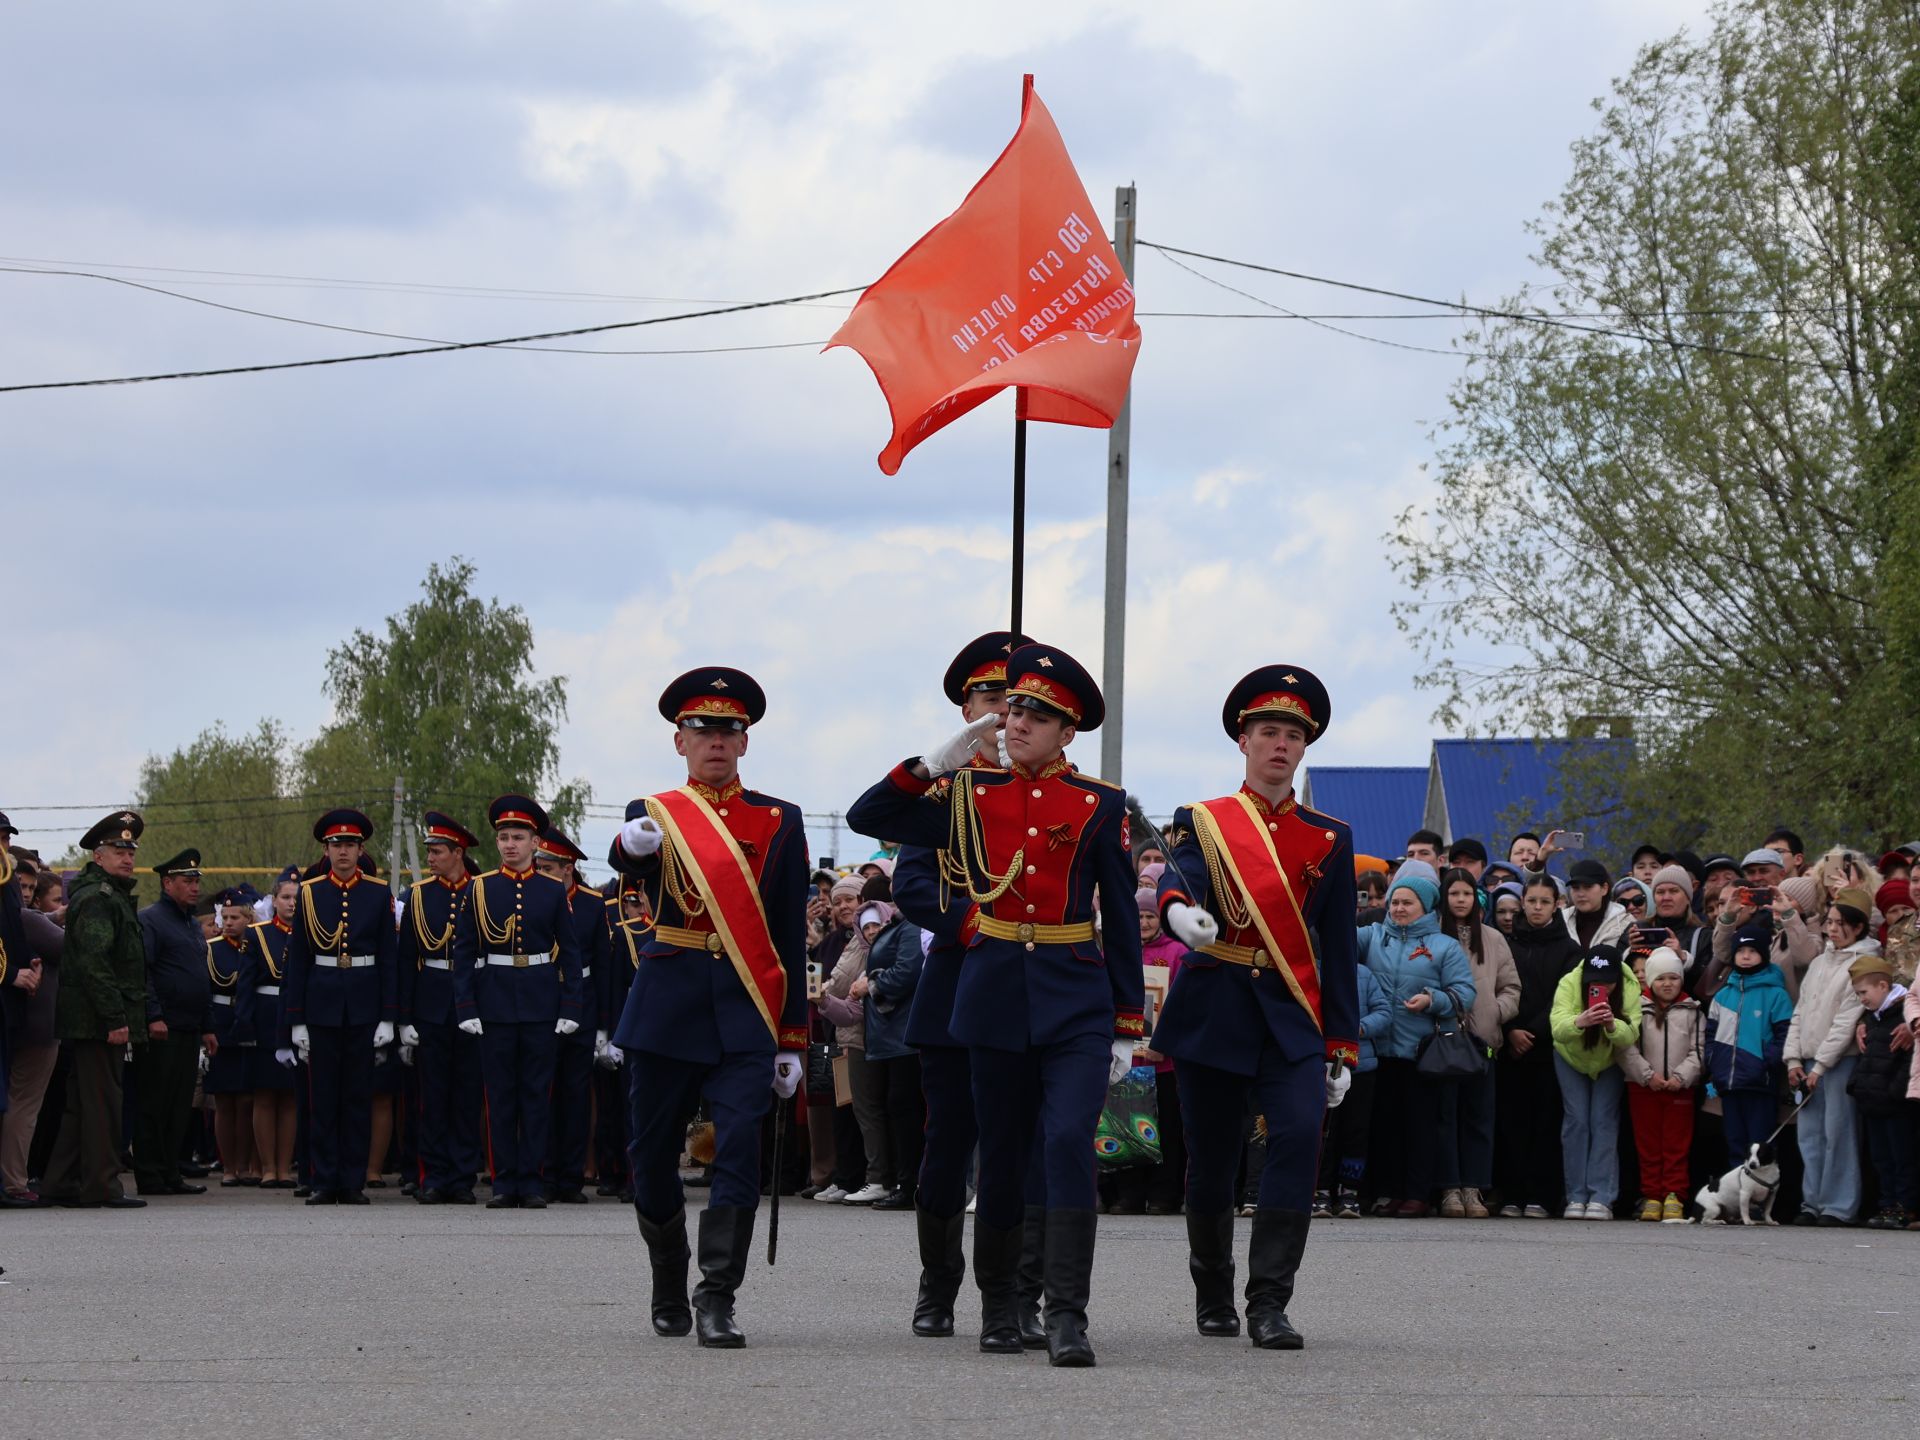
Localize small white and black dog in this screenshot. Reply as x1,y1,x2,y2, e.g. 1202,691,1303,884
1695,1142,1781,1225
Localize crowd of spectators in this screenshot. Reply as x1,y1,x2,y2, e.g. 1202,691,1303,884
7,813,1919,1231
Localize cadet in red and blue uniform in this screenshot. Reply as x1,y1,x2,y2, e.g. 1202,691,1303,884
534,823,605,1204
594,880,642,1200
882,632,1028,1341
848,643,1143,1368
397,812,483,1205
235,869,298,1186
451,795,586,1210
1154,666,1359,1351
283,809,399,1206
609,668,808,1350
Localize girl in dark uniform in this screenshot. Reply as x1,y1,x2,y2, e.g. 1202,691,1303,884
206,889,260,1184
238,875,299,1187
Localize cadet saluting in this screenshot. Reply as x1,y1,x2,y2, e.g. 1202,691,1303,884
610,668,808,1350
450,796,586,1211
1153,667,1359,1350
848,643,1143,1368
283,810,398,1206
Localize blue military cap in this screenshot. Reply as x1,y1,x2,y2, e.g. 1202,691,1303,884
489,794,550,834
1006,642,1104,732
1221,664,1331,741
658,666,765,731
151,847,203,878
314,808,374,844
274,863,302,887
941,631,1029,705
216,884,256,908
421,810,480,851
537,824,586,864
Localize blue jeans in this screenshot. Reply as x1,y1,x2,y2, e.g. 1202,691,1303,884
1553,1054,1623,1206
1796,1055,1861,1221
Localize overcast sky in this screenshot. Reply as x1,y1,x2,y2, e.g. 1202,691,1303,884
5,0,1710,869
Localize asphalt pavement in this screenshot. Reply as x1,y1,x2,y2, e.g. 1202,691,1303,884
1,1188,1912,1439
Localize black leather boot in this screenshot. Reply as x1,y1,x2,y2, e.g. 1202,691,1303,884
635,1206,692,1337
1015,1203,1047,1349
1245,1207,1309,1350
912,1207,966,1337
1042,1208,1098,1367
1186,1209,1241,1337
972,1219,1026,1354
693,1205,755,1348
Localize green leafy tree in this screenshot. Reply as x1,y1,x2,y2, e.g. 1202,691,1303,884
133,719,316,902
1389,0,1920,852
300,557,589,875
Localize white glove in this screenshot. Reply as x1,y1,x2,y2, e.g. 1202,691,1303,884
605,1043,624,1068
772,1051,804,1098
275,1046,297,1069
373,1021,395,1050
1109,1039,1136,1086
400,1044,416,1068
458,1018,484,1036
291,1024,311,1062
1165,902,1218,949
555,1018,580,1037
995,728,1010,769
1325,1062,1352,1109
619,815,665,860
197,1048,211,1076
398,1024,420,1048
594,1028,609,1055
924,712,1002,775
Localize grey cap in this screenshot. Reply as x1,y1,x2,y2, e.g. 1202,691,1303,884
1741,848,1785,869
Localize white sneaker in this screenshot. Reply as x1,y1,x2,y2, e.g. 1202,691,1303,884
811,1184,847,1203
1585,1202,1613,1221
842,1182,889,1205
1563,1203,1587,1220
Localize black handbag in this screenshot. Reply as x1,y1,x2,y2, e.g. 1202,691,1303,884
1414,989,1491,1079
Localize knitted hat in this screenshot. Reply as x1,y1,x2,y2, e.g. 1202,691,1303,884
1780,876,1821,915
1876,878,1913,916
1732,925,1771,956
830,874,865,901
1644,947,1685,984
1848,952,1894,982
1392,858,1441,889
1390,875,1439,913
1136,886,1160,914
1651,863,1695,899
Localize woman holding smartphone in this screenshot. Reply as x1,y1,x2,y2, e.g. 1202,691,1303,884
1547,944,1642,1219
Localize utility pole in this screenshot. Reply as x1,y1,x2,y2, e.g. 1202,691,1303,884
1100,184,1137,785
389,775,405,885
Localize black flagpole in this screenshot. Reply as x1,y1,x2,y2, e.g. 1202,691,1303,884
1011,398,1028,636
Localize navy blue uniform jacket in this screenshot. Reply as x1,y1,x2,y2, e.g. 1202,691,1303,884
397,875,469,1028
284,870,399,1029
449,868,586,1026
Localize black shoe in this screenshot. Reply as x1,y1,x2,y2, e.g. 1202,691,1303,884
293,1185,312,1199
445,1188,477,1206
521,1195,548,1210
1106,1197,1145,1215
684,1168,713,1190
873,1187,914,1212
552,1188,589,1205
637,1207,693,1337
486,1194,521,1209
1187,1210,1241,1337
972,1219,1026,1353
1015,1204,1047,1350
305,1192,339,1207
1042,1208,1098,1367
179,1162,210,1178
339,1191,370,1206
1246,1208,1309,1350
416,1188,446,1205
167,1182,207,1196
1146,1200,1183,1216
597,1182,622,1197
104,1195,147,1209
365,1179,388,1189
1818,1214,1850,1228
400,1181,418,1198
694,1206,755,1348
912,1207,966,1337
1791,1210,1819,1226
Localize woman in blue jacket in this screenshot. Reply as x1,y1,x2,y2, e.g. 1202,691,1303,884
1357,869,1476,1217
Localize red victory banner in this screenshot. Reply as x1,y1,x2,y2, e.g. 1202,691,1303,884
826,76,1142,475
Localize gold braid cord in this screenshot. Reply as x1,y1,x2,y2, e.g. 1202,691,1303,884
936,770,1025,912
468,878,520,950
206,942,240,990
300,885,348,956
645,798,707,919
410,882,457,957
255,925,285,982
1193,815,1256,932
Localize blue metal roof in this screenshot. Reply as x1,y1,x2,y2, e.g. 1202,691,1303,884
1299,766,1428,860
1427,738,1636,866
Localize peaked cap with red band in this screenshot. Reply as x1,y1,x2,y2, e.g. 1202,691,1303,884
313,808,374,844
1006,642,1104,732
488,794,550,834
657,666,766,729
1222,664,1331,741
420,810,479,852
941,630,1029,706
537,824,586,863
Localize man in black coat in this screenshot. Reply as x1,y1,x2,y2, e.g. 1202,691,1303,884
134,848,214,1196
